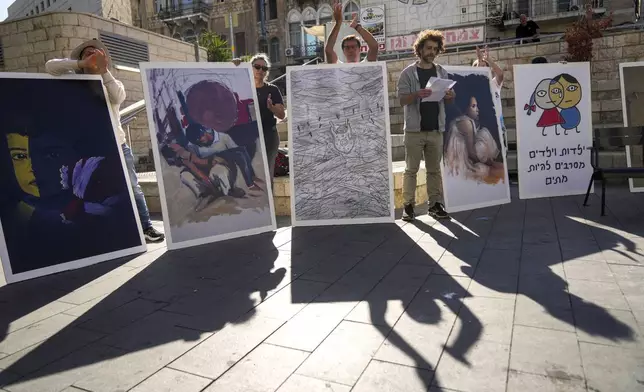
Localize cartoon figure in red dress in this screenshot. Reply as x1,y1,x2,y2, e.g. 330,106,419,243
524,78,565,136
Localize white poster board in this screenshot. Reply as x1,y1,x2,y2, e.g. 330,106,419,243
0,73,146,284
286,62,394,226
619,61,644,193
514,63,593,199
441,66,511,212
140,63,277,250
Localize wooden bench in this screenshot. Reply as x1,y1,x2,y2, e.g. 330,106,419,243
583,126,644,216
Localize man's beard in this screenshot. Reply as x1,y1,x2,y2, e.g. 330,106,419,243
422,54,434,63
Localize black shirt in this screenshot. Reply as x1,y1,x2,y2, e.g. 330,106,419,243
417,66,439,131
256,83,283,135
516,21,540,42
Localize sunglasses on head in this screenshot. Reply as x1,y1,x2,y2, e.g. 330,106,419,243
253,64,269,72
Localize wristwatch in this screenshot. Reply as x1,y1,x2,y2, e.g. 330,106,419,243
354,23,362,30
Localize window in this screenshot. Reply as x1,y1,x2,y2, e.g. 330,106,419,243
46,0,50,7
319,5,332,25
40,2,44,11
0,41,4,68
269,37,280,63
235,32,246,55
343,1,359,20
258,39,268,54
289,22,301,49
303,15,316,56
269,0,277,19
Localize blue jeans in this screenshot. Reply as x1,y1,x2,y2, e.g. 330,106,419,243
122,144,152,230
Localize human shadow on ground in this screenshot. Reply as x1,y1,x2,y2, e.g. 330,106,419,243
286,221,482,389
0,230,288,391
412,192,636,346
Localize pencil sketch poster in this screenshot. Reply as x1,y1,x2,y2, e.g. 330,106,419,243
619,62,644,193
0,74,146,284
441,66,510,213
286,62,394,226
514,62,593,199
141,63,276,249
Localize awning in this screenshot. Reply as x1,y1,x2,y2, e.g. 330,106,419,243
303,25,326,41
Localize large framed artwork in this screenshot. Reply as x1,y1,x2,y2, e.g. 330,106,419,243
286,62,394,226
619,61,644,193
441,66,511,213
0,74,146,284
140,63,277,250
513,62,593,199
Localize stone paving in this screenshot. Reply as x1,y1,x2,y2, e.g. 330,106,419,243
0,186,643,392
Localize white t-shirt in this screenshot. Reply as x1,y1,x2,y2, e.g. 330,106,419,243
337,58,369,64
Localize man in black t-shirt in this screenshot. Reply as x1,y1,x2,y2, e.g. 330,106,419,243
516,14,540,44
396,29,455,222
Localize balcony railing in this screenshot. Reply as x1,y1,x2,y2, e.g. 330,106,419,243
155,1,212,21
502,0,606,22
289,42,324,59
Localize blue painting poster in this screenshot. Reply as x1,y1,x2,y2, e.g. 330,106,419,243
0,74,145,283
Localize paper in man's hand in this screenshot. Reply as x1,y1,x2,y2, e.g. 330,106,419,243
422,77,457,102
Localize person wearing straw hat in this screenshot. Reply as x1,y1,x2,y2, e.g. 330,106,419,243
45,39,165,243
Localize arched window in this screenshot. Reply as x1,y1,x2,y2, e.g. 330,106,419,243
343,1,359,20
269,37,280,63
259,39,268,54
287,10,302,49
172,32,182,40
302,7,317,56
318,5,333,25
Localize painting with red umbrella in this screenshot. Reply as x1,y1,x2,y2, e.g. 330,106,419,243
140,63,276,249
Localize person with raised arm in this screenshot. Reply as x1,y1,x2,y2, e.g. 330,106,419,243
324,0,378,63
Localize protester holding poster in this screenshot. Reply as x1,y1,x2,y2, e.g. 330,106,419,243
472,46,507,155
45,39,165,243
514,62,593,199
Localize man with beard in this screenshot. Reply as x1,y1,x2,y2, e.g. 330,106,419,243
397,29,455,222
45,39,165,243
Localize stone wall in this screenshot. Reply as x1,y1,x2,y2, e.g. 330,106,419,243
0,12,208,168
386,30,644,135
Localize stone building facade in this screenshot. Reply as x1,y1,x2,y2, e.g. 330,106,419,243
7,0,133,25
0,12,207,169
131,0,257,60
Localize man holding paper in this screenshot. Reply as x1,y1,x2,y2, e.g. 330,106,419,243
397,29,455,221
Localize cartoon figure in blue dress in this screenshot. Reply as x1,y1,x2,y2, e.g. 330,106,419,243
552,73,582,135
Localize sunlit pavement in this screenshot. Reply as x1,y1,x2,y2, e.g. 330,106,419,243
0,185,643,392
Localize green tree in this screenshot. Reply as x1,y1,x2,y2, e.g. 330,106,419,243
199,31,233,62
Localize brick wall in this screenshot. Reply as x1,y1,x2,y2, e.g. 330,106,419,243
0,12,208,169
386,30,644,135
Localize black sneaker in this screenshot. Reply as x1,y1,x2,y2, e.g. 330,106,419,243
144,226,165,243
402,203,416,222
428,202,450,220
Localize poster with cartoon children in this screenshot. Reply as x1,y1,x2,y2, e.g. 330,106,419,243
524,74,583,136
514,63,593,200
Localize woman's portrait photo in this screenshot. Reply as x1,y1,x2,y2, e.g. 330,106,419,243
444,72,506,185
440,66,511,213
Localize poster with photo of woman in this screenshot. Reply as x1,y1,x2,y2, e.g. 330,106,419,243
441,66,511,213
